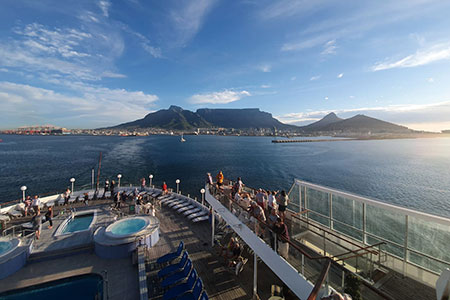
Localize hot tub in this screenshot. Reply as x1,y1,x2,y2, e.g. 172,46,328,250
94,216,159,259
0,237,30,280
55,210,97,237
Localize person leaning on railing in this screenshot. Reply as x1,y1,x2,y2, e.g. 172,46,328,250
273,217,290,259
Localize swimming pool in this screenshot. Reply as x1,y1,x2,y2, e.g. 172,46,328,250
0,273,103,300
0,238,20,257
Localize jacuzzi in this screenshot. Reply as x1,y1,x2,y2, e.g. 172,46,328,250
94,216,159,259
0,237,31,279
55,210,97,237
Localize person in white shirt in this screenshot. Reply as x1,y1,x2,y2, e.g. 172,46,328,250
267,191,277,215
32,195,41,215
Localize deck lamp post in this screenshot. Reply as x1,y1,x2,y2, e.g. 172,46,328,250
176,179,180,194
149,174,153,188
200,188,205,205
70,178,75,194
20,186,27,202
117,174,122,187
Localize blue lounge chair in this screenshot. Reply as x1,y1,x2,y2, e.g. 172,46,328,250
158,251,189,278
176,279,206,300
161,259,193,287
163,269,198,300
157,241,184,264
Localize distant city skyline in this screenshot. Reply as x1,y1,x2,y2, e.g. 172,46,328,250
1,0,450,132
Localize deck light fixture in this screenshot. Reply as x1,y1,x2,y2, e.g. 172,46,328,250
70,178,75,194
20,186,27,202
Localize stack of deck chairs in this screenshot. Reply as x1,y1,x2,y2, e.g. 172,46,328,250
152,241,209,300
158,193,209,223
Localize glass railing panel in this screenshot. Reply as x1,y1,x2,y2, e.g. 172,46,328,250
309,211,330,227
366,203,406,246
287,183,300,213
408,251,449,274
367,235,404,259
306,187,329,217
408,216,450,273
332,194,363,241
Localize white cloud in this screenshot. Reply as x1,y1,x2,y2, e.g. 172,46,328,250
291,76,297,81
260,84,271,88
277,101,450,132
169,0,217,47
189,90,251,104
259,0,328,20
0,81,158,128
98,0,111,17
337,73,344,78
324,96,329,100
310,75,320,81
321,39,337,55
372,43,450,71
258,64,271,72
428,77,434,83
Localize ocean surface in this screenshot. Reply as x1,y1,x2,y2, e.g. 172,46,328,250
1,134,450,218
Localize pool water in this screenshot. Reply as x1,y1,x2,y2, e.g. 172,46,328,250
62,214,94,234
111,218,146,235
0,241,12,254
0,274,103,300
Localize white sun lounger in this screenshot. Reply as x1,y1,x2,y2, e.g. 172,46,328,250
192,215,210,223
171,201,192,210
183,207,202,216
177,205,195,213
187,210,208,220
168,199,188,208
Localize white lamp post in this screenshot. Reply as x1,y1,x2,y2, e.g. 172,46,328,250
149,174,153,188
117,174,122,187
176,179,180,194
20,186,27,202
70,178,75,194
200,188,205,205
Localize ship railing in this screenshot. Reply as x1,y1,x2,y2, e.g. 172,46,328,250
289,178,450,288
209,183,392,299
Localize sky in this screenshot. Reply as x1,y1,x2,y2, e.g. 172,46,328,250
1,0,450,132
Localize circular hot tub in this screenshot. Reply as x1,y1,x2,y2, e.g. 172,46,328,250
105,216,150,239
0,237,29,280
94,216,160,259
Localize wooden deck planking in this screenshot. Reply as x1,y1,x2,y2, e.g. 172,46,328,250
146,208,293,300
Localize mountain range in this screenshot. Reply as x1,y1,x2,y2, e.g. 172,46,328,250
110,106,414,134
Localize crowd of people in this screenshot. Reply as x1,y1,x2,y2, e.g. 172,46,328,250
212,171,291,260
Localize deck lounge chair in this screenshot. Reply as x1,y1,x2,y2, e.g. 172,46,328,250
172,201,192,210
161,259,192,287
162,269,198,300
191,215,210,223
158,251,189,278
187,211,208,220
177,205,195,213
157,241,184,264
182,207,202,216
176,279,207,300
167,199,187,208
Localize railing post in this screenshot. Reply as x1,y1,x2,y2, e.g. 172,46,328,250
299,182,302,210
362,203,366,244
253,252,258,298
304,186,309,230
274,233,277,253
329,193,333,229
403,215,409,277
301,254,305,275
323,230,326,256
211,209,215,247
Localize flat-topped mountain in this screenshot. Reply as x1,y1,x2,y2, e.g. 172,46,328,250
111,106,293,130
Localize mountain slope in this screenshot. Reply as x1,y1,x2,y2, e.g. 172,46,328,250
314,114,413,133
301,112,343,131
113,106,211,130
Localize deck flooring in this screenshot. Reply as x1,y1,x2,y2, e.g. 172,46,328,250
146,207,296,300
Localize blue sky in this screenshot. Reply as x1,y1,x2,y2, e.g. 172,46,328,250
1,0,450,131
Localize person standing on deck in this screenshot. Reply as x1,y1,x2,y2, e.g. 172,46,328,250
277,190,289,220
32,211,42,239
44,206,53,229
103,179,110,199
216,171,224,190
255,188,267,210
24,196,32,216
267,191,277,215
32,195,41,215
140,178,146,191
274,217,289,259
162,182,168,195
110,180,115,198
